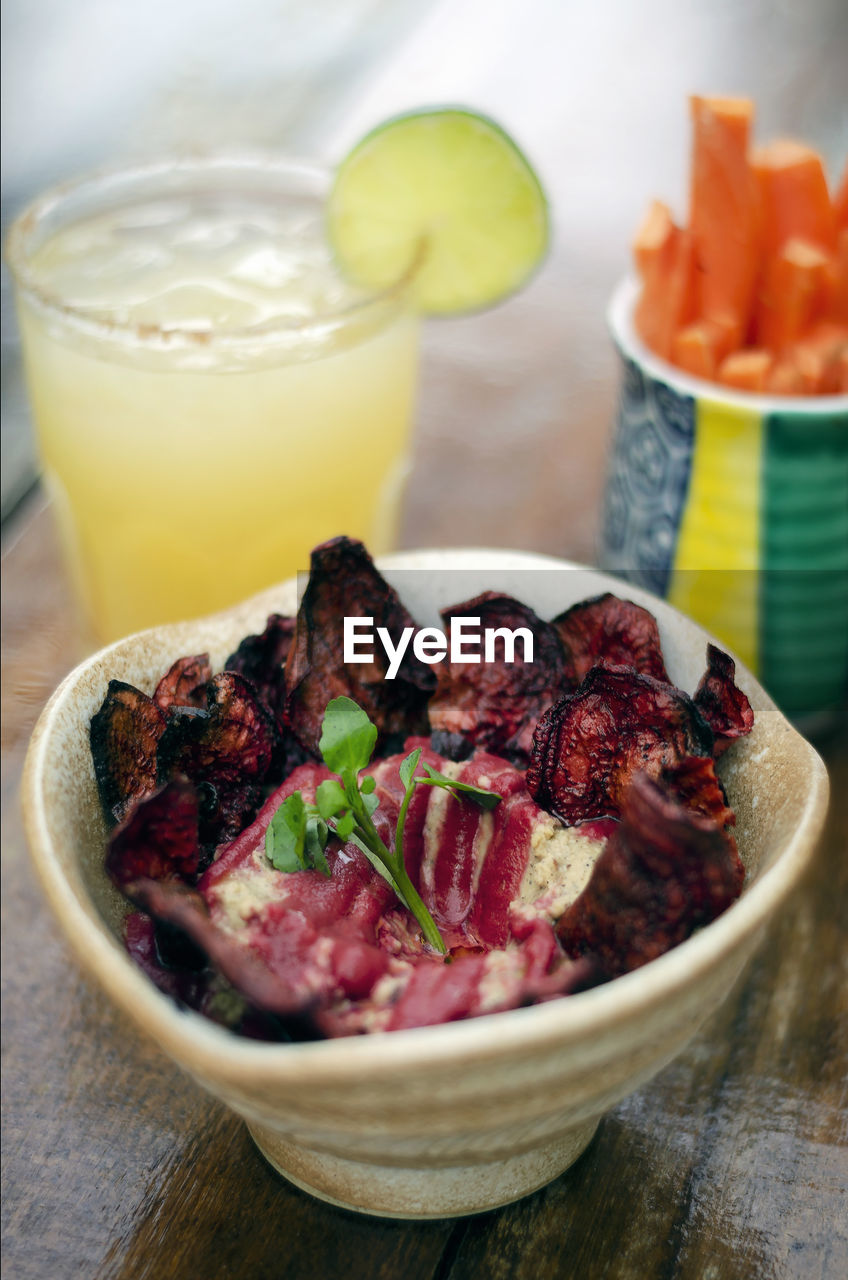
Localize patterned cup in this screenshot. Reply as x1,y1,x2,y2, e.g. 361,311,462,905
601,277,848,730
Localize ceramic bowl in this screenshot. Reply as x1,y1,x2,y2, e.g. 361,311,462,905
21,550,829,1219
600,276,848,730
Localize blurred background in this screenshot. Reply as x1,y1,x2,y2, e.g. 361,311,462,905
3,0,847,560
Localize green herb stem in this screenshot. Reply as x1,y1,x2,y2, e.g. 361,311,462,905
351,799,447,955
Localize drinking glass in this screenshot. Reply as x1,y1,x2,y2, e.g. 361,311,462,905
7,157,420,644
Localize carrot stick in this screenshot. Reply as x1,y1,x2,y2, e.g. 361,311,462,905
753,138,837,255
632,200,675,279
753,237,830,349
822,227,848,323
634,221,697,360
766,358,806,395
717,348,773,391
834,161,848,231
688,95,759,349
670,318,734,380
787,320,848,393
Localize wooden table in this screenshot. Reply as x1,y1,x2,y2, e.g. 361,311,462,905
2,486,846,1280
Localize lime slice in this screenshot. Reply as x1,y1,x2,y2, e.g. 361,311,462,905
327,108,549,315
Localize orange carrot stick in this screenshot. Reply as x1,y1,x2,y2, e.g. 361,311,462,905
787,320,848,393
822,227,848,323
632,200,675,279
688,95,759,349
717,348,773,391
766,358,806,395
753,237,830,349
634,220,697,361
834,161,848,231
752,138,837,255
670,318,734,380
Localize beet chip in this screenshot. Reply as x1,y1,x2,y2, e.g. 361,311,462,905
285,537,435,756
127,878,323,1022
428,592,567,762
553,593,670,685
660,756,736,834
167,672,277,785
225,614,295,728
694,644,755,756
106,777,201,890
90,681,168,823
557,769,744,977
153,654,212,711
164,672,279,844
526,666,714,823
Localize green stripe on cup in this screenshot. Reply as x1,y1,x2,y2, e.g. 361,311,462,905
761,411,848,719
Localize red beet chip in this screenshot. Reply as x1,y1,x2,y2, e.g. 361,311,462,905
90,680,168,823
428,592,567,763
168,671,278,787
153,654,212,711
126,877,322,1021
225,614,295,727
526,666,714,823
163,672,279,843
285,537,435,756
660,755,736,833
106,777,201,890
552,592,670,685
197,778,265,848
557,768,744,977
694,644,755,756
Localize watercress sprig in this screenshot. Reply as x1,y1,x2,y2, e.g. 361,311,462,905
264,696,502,954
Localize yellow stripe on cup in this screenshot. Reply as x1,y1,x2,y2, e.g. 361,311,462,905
667,399,762,673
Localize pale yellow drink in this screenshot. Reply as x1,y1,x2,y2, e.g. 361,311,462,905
9,160,419,643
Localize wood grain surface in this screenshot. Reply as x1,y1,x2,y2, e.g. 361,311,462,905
2,493,846,1280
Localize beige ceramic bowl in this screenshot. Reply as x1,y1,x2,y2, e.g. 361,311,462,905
22,550,829,1219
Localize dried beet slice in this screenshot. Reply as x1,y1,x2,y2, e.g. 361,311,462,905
167,672,277,784
165,672,279,844
124,877,320,1020
106,776,201,890
225,614,295,728
660,755,736,832
694,644,755,756
557,769,744,976
428,593,567,763
90,680,168,823
285,537,435,756
552,593,670,685
526,666,713,823
153,654,212,711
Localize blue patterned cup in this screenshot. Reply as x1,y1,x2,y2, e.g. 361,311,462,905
600,277,848,731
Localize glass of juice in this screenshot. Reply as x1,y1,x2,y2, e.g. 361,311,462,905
7,157,420,644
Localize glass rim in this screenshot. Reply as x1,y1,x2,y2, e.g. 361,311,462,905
5,152,423,350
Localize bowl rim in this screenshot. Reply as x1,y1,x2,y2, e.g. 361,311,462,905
607,275,848,414
21,548,830,1084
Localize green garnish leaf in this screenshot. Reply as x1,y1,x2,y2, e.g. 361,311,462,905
305,816,331,877
362,790,380,818
334,812,356,840
399,747,423,790
417,762,502,810
265,697,447,954
319,696,378,775
316,777,347,821
265,792,307,871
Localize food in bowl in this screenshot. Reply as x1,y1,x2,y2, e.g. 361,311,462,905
632,95,847,393
89,537,754,1040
